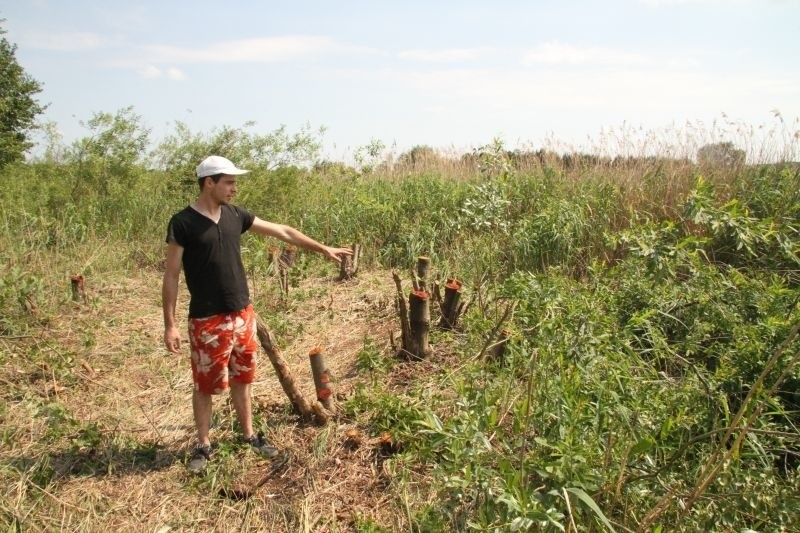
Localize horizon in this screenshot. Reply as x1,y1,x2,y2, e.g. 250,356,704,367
2,0,799,163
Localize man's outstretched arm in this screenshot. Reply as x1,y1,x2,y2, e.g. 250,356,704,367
162,241,184,353
249,217,352,263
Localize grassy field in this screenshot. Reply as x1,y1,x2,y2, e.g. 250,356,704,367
1,120,799,531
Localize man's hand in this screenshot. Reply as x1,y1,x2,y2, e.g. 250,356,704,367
323,246,353,263
162,241,184,354
164,326,182,353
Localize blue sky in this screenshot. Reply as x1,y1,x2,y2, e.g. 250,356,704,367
2,0,799,161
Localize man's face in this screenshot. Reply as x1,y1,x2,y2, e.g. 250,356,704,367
210,175,238,204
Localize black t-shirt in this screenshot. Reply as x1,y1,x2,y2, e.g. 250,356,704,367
166,204,255,318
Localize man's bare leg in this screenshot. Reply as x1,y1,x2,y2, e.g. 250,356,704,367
230,381,253,438
230,380,278,457
192,389,213,446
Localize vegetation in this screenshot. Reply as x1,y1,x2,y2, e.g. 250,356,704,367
0,23,45,168
1,92,799,530
697,141,746,170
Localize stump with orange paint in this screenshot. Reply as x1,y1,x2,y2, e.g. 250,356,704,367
70,275,87,303
439,278,463,330
392,268,433,360
408,289,431,359
309,346,334,411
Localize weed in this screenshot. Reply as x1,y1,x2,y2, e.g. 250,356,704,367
356,337,393,373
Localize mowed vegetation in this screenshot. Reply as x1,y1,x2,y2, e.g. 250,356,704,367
0,101,798,531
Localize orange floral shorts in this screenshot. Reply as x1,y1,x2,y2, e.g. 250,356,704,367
188,305,258,395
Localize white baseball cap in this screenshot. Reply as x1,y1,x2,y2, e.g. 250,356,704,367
196,155,250,178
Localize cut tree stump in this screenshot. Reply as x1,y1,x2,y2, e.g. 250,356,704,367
393,268,431,360
268,246,280,273
338,243,360,281
70,275,87,303
488,329,511,362
255,317,330,425
416,256,430,292
432,280,442,307
308,347,334,411
392,271,412,355
439,278,463,330
278,247,297,296
408,290,431,359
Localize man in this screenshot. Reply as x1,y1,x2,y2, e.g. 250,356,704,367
162,155,351,473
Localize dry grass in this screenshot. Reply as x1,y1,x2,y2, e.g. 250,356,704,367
0,265,425,531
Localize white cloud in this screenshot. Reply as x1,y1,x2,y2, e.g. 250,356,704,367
138,65,162,79
166,67,186,81
398,48,493,62
667,57,701,68
522,42,648,66
145,36,370,63
20,31,111,51
106,35,365,77
136,64,186,81
334,64,799,130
